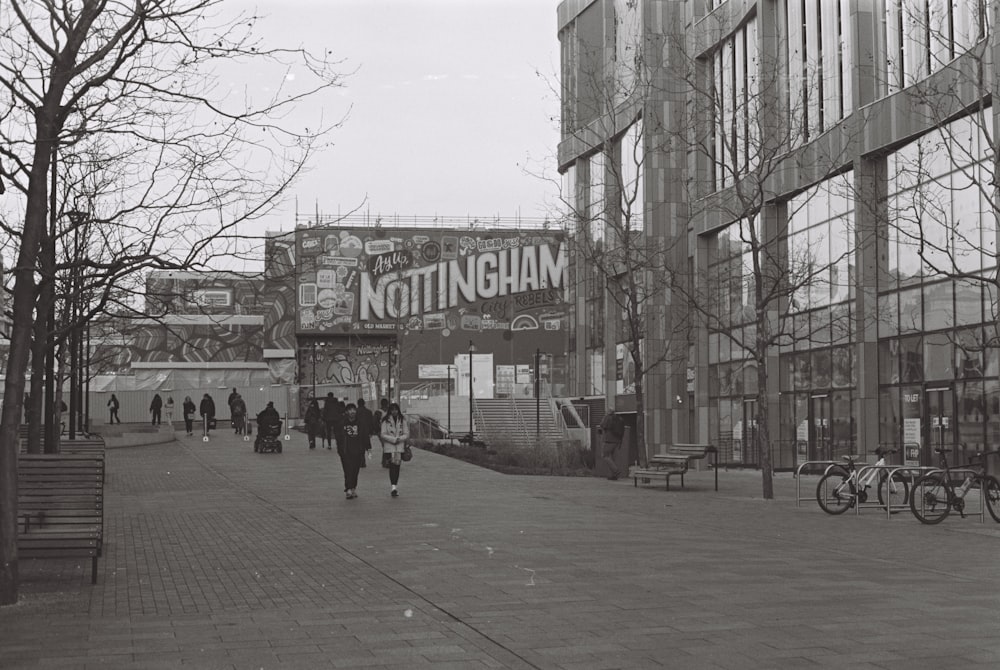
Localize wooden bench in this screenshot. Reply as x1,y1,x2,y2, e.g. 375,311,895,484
630,443,718,491
17,454,105,584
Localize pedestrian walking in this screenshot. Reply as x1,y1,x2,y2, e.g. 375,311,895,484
200,393,216,436
107,394,121,424
379,402,409,497
150,393,163,425
337,403,371,499
598,408,625,480
164,396,175,425
227,387,239,431
230,393,247,434
357,398,375,468
182,396,196,436
304,399,322,449
322,392,341,450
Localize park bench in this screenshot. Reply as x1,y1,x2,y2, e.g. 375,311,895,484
17,453,105,584
629,443,718,491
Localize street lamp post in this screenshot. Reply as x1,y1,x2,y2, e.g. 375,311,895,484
446,364,455,437
468,341,476,441
535,348,541,438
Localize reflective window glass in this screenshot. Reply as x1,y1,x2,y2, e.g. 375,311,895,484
899,335,924,383
923,332,953,380
923,281,953,331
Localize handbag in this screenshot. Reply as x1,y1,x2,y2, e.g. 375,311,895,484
401,444,413,462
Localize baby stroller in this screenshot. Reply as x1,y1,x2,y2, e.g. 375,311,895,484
254,420,283,453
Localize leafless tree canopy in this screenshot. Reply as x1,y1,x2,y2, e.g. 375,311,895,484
0,0,350,605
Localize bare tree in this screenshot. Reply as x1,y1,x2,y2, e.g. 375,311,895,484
0,0,348,605
663,11,873,500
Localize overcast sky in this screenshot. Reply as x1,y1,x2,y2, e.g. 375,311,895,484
230,0,563,235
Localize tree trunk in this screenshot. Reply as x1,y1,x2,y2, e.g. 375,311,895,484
0,127,55,605
634,364,646,468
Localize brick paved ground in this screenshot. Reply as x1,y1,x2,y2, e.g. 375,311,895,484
3,428,1000,669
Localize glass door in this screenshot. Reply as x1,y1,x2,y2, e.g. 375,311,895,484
810,394,831,462
926,386,954,465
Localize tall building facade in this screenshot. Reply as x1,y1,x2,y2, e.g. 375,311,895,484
558,0,997,469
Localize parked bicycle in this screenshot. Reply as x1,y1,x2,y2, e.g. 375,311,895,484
816,447,909,515
909,448,1000,525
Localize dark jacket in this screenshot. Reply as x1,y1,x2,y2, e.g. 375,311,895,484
357,405,376,437
200,396,216,418
599,413,624,445
231,396,247,417
182,399,196,418
257,405,280,432
322,397,341,423
150,395,162,411
304,403,323,434
338,414,370,457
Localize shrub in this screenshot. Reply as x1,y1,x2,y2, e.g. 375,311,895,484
411,437,593,477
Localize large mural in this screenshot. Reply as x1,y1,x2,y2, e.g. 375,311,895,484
295,228,567,335
293,227,569,381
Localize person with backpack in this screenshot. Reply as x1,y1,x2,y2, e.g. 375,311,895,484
230,393,247,435
182,396,196,436
107,394,121,424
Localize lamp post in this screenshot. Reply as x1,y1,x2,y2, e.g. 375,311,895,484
446,364,455,437
535,348,541,438
468,341,476,441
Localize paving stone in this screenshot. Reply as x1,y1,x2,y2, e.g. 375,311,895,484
4,433,1000,668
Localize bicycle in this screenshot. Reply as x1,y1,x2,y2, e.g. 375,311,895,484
815,447,909,515
909,448,1000,525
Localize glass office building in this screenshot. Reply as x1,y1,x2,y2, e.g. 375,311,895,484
557,0,996,468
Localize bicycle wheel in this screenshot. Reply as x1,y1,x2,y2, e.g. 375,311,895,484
816,471,855,514
877,471,910,511
910,472,952,524
981,475,1000,523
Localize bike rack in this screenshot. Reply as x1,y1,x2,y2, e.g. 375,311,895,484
910,466,989,523
852,464,931,519
794,460,842,507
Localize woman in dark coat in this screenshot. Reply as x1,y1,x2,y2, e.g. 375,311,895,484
199,393,216,435
338,403,371,499
182,396,196,436
304,399,322,450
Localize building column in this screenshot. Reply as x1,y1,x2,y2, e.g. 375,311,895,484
853,156,885,456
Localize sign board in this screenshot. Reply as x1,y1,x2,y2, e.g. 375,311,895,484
418,364,454,380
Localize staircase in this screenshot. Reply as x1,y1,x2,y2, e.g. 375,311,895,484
513,398,565,443
474,398,565,447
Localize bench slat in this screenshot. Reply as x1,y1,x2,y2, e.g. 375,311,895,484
17,454,105,584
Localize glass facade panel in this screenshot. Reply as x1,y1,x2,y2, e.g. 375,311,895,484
923,282,953,331
923,332,953,380
898,287,922,333
879,387,901,450
879,339,899,385
899,335,923,383
957,380,986,454
986,380,1000,446
832,346,851,387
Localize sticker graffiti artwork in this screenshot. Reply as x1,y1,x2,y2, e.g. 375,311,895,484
295,228,569,336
